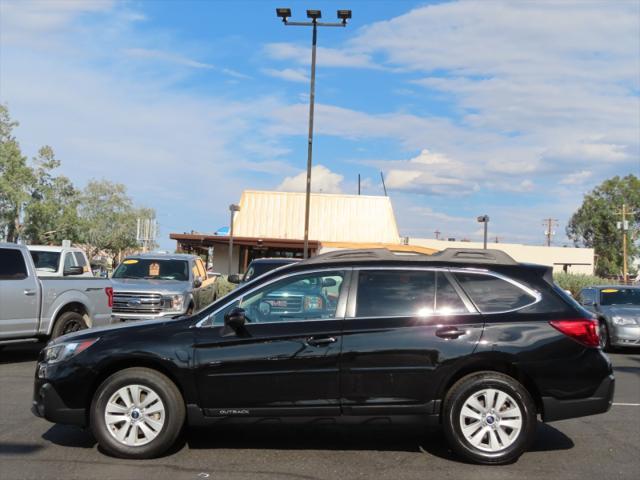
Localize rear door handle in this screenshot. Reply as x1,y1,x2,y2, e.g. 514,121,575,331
306,336,337,347
435,327,465,339
24,289,36,296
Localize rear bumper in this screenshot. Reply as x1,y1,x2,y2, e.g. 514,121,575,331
542,373,615,422
32,381,86,427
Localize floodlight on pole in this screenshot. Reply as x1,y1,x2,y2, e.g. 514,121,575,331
275,8,351,259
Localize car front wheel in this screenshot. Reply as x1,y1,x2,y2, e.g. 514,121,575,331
442,371,537,465
90,367,185,459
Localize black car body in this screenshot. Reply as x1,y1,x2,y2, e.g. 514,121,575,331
33,248,614,464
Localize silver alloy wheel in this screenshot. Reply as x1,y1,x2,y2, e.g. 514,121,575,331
459,388,523,453
104,384,166,447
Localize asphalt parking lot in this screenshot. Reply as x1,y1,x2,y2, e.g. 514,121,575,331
0,345,638,480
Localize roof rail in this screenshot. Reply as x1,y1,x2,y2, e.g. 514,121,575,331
301,247,518,266
430,248,518,265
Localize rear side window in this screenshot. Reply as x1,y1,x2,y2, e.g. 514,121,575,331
0,248,28,280
357,270,435,317
355,270,469,317
454,272,537,313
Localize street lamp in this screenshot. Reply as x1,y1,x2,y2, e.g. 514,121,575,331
228,204,240,275
477,215,490,249
276,8,351,259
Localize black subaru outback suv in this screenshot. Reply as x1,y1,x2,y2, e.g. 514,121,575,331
33,248,614,464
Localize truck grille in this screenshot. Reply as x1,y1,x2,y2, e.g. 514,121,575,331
265,294,303,314
113,292,163,314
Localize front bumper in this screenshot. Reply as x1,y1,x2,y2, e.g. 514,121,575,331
610,324,640,347
32,381,86,427
111,311,185,322
542,373,615,422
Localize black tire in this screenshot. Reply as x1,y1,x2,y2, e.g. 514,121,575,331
442,371,537,465
599,320,612,352
51,311,87,338
90,367,185,459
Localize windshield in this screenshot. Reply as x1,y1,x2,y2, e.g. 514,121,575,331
113,259,189,281
29,250,61,272
600,288,640,306
243,262,282,282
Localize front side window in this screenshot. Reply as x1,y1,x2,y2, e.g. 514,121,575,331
112,259,189,281
455,272,537,313
578,288,597,305
64,252,75,269
210,270,346,325
0,249,28,280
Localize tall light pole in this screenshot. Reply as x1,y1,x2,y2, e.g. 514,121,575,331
276,8,351,259
228,204,240,275
477,215,490,249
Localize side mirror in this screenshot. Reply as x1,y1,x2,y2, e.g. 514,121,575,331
227,274,241,284
224,307,246,331
193,276,203,288
63,266,84,276
322,278,337,287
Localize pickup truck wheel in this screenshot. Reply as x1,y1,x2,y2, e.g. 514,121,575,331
51,311,87,338
90,367,185,459
442,372,536,465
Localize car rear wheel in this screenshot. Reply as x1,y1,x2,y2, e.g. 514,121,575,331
90,368,185,459
443,371,537,465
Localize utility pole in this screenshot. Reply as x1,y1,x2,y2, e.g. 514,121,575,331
542,218,559,247
358,174,361,195
477,215,490,249
434,230,441,240
380,171,388,196
276,8,351,259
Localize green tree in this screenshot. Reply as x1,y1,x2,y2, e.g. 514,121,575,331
23,146,81,244
0,104,34,242
78,180,156,258
567,174,640,277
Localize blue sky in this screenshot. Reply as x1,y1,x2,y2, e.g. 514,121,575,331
1,0,639,249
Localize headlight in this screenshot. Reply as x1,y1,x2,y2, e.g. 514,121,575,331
43,338,99,364
163,294,185,312
612,316,638,326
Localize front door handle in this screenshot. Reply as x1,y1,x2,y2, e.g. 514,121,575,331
306,336,337,347
24,289,36,296
435,327,465,339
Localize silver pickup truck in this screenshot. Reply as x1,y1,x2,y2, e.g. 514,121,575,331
0,243,113,346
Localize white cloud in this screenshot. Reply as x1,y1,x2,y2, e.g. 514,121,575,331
124,48,215,69
560,170,592,185
277,165,344,194
262,68,309,83
264,42,376,69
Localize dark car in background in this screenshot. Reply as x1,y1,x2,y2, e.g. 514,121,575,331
230,257,300,285
33,248,613,465
578,285,640,349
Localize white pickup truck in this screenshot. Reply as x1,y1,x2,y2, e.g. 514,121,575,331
0,243,113,347
27,245,94,278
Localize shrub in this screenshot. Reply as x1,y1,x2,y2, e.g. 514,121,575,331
553,272,608,296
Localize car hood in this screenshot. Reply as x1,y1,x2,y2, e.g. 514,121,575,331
110,278,190,294
600,305,640,318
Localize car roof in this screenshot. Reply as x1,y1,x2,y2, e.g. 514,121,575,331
124,253,197,261
249,258,300,264
297,248,520,268
27,245,82,252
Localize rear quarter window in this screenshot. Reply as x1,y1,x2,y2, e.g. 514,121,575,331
454,272,538,313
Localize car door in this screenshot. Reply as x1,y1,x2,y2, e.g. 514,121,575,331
0,247,40,339
340,268,483,414
193,268,350,416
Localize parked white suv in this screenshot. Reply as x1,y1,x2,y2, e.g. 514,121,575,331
27,245,93,278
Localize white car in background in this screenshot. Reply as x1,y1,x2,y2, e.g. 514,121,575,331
27,245,93,278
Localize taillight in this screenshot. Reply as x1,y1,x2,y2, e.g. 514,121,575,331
549,318,599,348
105,287,113,308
